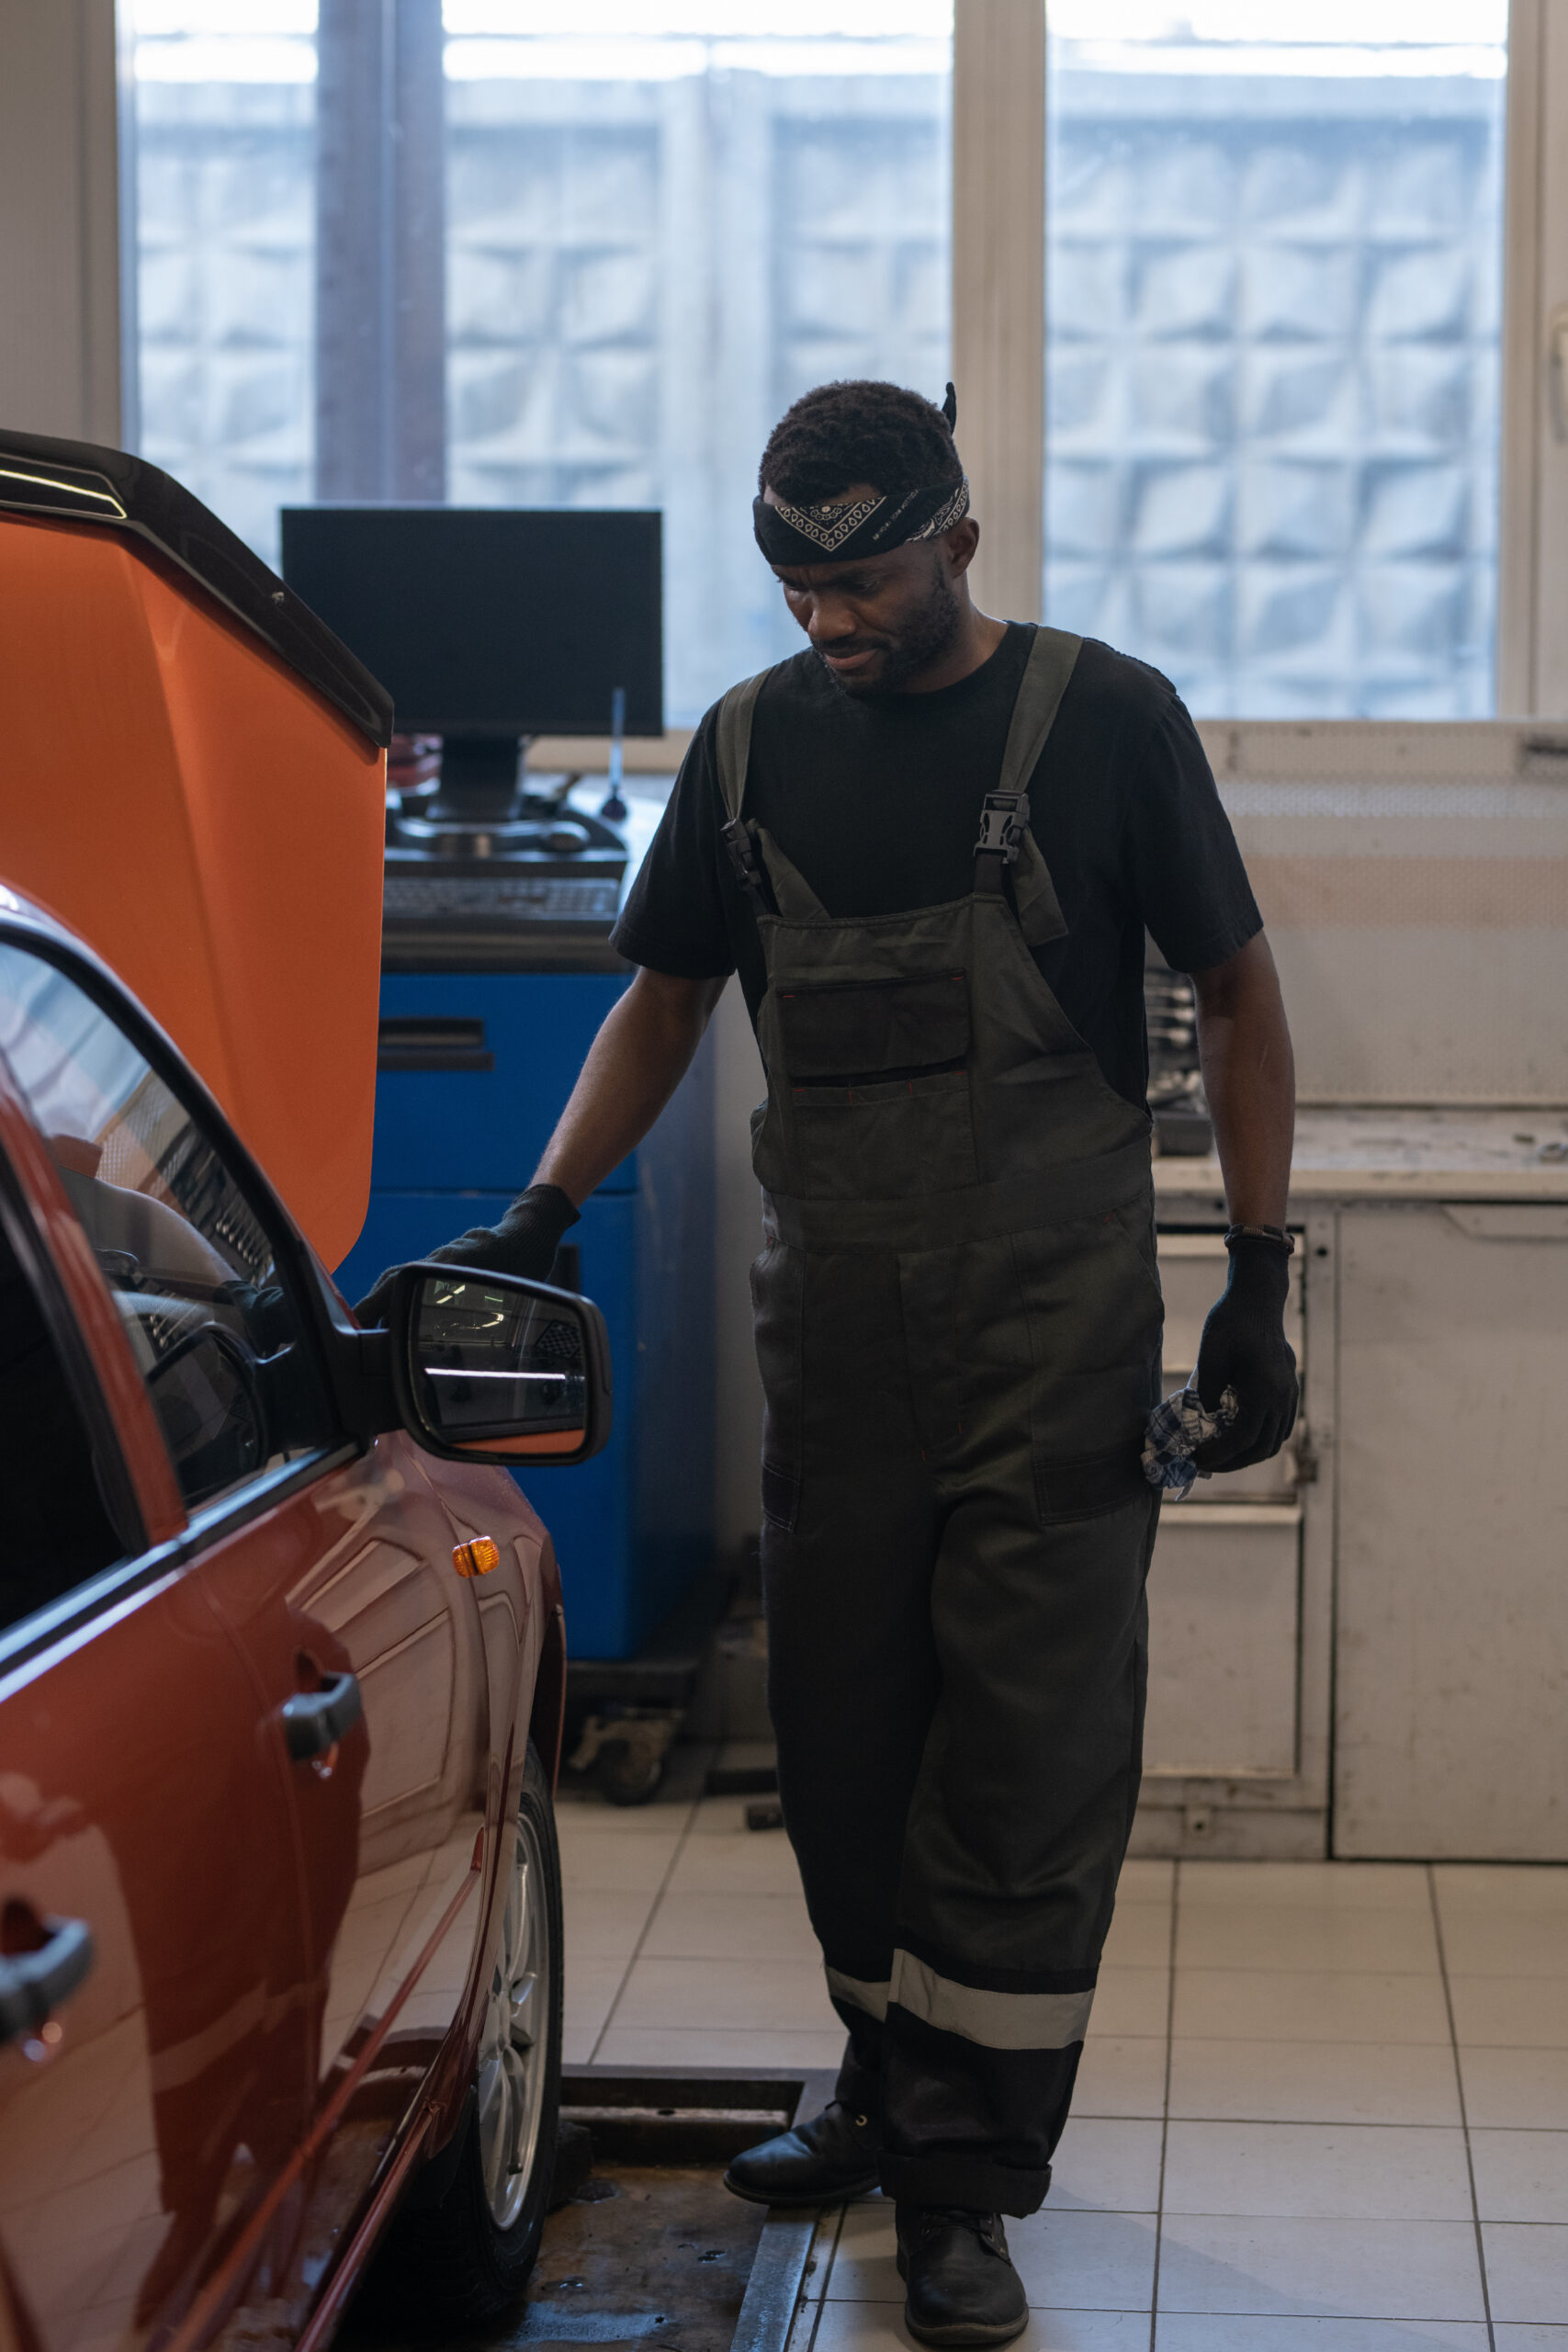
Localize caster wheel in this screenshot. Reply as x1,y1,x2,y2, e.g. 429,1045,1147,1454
596,1736,666,1807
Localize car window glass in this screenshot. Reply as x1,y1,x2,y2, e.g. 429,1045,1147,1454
0,1200,125,1631
0,944,336,1513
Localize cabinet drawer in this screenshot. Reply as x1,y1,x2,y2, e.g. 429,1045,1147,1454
1157,1231,1304,1374
1145,1505,1302,1778
371,970,633,1192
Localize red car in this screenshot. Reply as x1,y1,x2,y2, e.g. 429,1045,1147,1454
0,885,609,2351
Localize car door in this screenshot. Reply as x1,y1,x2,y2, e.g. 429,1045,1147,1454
0,931,499,2290
0,1070,315,2349
212,1438,493,2209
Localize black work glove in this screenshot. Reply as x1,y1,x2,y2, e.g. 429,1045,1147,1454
1190,1234,1299,1474
353,1183,580,1329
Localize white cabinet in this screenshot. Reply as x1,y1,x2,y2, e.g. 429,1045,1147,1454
1135,1221,1330,1859
1145,1505,1302,1777
1335,1204,1568,1859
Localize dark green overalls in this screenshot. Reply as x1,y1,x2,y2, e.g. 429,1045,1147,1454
717,626,1165,2218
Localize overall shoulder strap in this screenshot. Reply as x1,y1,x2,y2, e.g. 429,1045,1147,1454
713,666,777,908
998,624,1082,799
714,667,772,822
973,626,1079,941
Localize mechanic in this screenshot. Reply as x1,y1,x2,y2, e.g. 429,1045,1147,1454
364,379,1297,2347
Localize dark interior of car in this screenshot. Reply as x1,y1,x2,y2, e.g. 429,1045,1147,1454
0,1214,122,1631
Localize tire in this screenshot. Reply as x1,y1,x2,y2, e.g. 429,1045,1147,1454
372,1741,564,2326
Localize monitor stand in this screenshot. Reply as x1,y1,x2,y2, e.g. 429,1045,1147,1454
432,732,528,826
430,735,528,821
381,729,629,965
391,733,540,855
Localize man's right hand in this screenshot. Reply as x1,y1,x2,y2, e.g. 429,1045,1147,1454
353,1183,581,1329
1190,1234,1298,1473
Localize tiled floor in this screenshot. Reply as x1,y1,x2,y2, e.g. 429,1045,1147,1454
557,1762,1568,2348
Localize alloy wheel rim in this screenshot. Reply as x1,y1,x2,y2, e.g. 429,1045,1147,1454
475,1804,550,2229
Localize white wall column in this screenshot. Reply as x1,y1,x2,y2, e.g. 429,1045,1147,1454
1497,0,1568,718
951,0,1046,626
0,0,123,444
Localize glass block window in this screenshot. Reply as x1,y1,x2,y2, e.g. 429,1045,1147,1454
1044,3,1508,718
129,4,318,568
126,3,950,723
445,3,952,720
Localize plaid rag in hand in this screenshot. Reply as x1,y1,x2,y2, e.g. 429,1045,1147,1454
1142,1382,1240,1499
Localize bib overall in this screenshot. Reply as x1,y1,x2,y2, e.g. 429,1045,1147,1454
717,626,1165,2219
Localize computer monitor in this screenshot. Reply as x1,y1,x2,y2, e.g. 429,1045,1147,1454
279,505,662,821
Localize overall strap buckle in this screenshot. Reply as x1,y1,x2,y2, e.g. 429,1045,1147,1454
974,789,1031,867
722,814,769,905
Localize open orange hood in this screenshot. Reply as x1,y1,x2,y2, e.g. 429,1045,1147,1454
0,431,391,1272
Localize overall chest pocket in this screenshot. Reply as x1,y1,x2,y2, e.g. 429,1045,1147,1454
766,971,979,1198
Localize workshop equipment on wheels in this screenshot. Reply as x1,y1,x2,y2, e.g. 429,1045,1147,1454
296,507,719,1782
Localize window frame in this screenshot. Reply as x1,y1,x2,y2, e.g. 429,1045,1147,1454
0,911,362,1590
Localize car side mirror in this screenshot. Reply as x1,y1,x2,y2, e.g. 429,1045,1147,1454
386,1262,612,1468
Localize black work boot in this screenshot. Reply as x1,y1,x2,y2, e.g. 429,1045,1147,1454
896,2206,1029,2348
723,2099,880,2206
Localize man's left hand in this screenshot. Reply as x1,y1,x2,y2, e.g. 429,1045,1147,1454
353,1184,580,1329
1190,1235,1299,1473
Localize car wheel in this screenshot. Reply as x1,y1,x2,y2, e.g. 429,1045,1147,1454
372,1740,563,2325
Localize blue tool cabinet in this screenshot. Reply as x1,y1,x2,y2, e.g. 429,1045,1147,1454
335,969,716,1660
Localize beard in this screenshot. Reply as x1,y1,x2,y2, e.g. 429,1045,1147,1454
816,556,964,697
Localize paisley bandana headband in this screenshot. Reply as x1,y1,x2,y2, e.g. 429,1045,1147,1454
753,476,970,568
754,379,966,567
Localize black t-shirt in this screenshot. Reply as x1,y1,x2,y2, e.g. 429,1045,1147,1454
611,624,1261,1108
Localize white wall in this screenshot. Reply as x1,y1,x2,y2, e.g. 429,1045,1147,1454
1199,719,1568,1107
0,0,122,443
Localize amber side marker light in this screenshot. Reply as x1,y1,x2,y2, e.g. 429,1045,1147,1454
453,1535,502,1578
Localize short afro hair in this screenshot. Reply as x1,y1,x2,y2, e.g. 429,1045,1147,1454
758,379,961,503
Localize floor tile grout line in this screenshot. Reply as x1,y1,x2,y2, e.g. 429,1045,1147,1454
584,1783,707,2063
1145,1855,1181,2352
795,2204,849,2352
1128,2115,1483,2132
1427,1859,1496,2352
822,2314,1532,2333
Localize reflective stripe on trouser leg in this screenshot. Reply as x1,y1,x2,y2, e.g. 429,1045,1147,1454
761,1258,944,2137
763,1257,1158,2215
876,1487,1157,2218
823,1967,892,2119
889,1950,1094,2050
827,1967,891,2024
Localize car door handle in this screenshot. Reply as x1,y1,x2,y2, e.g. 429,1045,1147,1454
0,1912,95,2047
280,1671,364,1762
